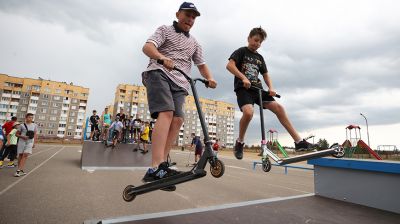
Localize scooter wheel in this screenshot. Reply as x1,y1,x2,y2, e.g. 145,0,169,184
123,185,136,202
210,159,225,178
332,146,345,158
262,159,272,172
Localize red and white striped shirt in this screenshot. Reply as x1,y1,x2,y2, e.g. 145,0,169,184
145,24,205,92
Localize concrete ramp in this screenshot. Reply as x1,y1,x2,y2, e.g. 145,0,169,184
81,141,152,171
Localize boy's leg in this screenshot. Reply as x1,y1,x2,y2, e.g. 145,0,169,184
263,102,301,142
234,104,254,160
238,104,254,142
263,101,316,150
163,116,184,161
151,111,173,167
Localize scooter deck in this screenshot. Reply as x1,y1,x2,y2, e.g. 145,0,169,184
278,148,336,165
128,169,207,196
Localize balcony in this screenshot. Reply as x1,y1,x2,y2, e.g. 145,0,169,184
75,129,82,133
30,96,39,101
63,99,70,104
57,134,65,138
12,94,20,99
27,110,36,114
2,93,11,98
29,103,38,107
79,102,86,107
78,109,86,113
58,127,66,132
10,102,19,106
62,106,70,111
0,108,7,112
58,120,67,124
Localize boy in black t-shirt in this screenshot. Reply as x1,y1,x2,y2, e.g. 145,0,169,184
226,27,316,160
89,110,100,141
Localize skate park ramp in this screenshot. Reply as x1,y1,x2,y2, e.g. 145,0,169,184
81,141,151,171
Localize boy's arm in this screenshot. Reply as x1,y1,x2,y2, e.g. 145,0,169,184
262,73,276,96
142,42,174,71
197,64,217,88
226,59,251,89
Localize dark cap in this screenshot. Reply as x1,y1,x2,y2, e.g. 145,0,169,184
179,2,200,16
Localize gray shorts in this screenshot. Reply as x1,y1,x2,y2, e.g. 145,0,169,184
17,140,34,155
142,69,188,119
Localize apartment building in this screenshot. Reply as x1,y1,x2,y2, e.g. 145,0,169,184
113,84,235,148
179,96,235,148
0,74,89,139
112,84,150,120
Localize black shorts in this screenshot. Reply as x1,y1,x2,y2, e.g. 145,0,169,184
112,130,120,139
236,88,275,111
195,148,203,156
91,124,99,132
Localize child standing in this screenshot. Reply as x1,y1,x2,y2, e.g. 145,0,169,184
140,122,150,154
109,116,123,149
0,122,19,168
226,27,316,160
141,1,217,190
15,113,38,177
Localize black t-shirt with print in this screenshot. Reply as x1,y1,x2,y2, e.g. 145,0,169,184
116,113,126,122
90,115,100,125
229,47,268,91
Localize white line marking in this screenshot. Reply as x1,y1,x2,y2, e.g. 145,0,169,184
81,166,148,171
89,193,314,224
226,165,249,170
0,147,65,197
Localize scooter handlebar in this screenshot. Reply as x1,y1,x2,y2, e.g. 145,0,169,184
250,86,281,98
157,59,209,87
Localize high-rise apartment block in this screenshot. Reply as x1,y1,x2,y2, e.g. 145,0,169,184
0,74,89,139
113,84,235,148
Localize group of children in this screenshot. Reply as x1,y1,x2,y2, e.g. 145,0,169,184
89,109,153,152
140,2,316,191
0,113,38,177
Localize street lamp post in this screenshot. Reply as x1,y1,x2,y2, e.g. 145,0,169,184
360,113,370,147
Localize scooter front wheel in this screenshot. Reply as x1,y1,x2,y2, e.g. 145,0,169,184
210,159,225,178
123,185,136,202
262,159,272,172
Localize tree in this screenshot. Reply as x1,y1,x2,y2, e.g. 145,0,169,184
317,138,329,150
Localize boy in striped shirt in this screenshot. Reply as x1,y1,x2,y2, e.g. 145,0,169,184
141,2,217,190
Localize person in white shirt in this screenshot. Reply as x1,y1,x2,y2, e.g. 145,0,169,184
109,116,123,149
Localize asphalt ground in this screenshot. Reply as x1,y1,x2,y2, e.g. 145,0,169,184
0,144,315,223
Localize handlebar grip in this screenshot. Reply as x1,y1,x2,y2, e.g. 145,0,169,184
157,59,164,65
275,94,281,98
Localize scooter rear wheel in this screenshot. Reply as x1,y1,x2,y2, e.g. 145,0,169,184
210,159,225,178
123,185,136,202
262,159,272,172
331,143,345,158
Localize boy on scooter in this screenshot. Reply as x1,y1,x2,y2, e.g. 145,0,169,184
141,2,217,190
226,27,316,160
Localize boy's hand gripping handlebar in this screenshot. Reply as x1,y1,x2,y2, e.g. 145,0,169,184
249,85,281,98
157,59,210,88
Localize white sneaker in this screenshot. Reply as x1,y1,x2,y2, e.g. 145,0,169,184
14,170,22,177
20,170,27,176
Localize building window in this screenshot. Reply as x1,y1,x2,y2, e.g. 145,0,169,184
50,116,57,121
48,130,54,135
41,101,48,106
39,115,45,120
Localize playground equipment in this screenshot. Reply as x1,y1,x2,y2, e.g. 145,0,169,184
266,129,288,158
342,125,382,160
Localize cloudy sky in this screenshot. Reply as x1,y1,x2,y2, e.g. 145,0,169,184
1,0,399,149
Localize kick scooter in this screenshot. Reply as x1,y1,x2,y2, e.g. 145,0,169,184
122,60,225,202
251,86,345,172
